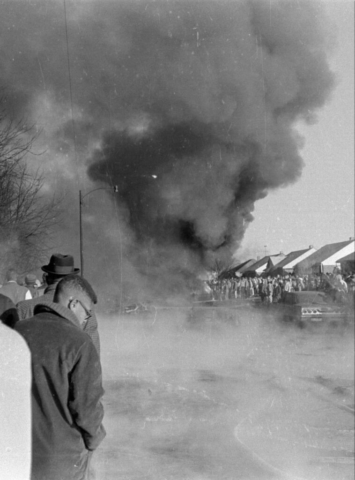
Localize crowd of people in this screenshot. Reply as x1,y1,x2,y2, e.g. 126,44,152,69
0,253,105,480
206,271,355,305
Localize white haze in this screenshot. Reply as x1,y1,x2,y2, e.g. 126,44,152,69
95,306,354,480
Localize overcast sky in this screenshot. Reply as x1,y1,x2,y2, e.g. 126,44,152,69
239,0,354,259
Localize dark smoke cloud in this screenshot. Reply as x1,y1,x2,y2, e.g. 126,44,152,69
0,0,335,299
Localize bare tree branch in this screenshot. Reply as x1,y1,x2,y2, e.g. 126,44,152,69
0,95,62,274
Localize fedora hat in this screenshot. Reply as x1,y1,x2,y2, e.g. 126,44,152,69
42,254,80,275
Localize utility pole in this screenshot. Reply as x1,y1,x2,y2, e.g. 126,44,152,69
79,189,83,276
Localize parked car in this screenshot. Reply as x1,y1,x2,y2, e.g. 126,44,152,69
279,291,347,326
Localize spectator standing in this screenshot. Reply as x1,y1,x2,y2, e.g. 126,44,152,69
337,274,348,292
346,274,355,306
15,274,105,480
300,276,305,290
225,279,231,300
284,277,292,293
273,281,282,303
267,280,274,304
241,277,247,298
346,274,355,293
25,274,42,299
260,278,268,303
17,254,100,356
249,278,255,298
236,278,241,298
232,278,237,299
0,268,32,304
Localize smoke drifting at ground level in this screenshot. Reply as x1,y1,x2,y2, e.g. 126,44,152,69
95,306,354,479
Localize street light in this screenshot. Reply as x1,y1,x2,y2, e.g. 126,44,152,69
79,185,118,276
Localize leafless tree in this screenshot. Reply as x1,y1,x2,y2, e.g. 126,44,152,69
0,100,60,274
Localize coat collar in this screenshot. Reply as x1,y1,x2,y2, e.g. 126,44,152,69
33,300,81,329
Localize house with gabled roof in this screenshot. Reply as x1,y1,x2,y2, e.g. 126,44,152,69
243,256,269,276
337,252,355,275
245,252,287,276
264,252,287,274
294,238,355,274
237,259,258,274
268,246,317,275
338,252,355,262
220,259,256,279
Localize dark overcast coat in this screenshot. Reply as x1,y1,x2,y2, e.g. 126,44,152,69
0,293,19,328
15,301,105,480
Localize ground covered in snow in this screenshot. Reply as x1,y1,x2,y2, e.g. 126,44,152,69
94,305,354,480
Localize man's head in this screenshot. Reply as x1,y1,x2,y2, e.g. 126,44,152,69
5,269,18,282
41,254,80,286
54,274,97,327
25,274,37,287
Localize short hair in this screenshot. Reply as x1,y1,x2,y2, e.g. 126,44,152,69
54,274,97,304
6,269,18,282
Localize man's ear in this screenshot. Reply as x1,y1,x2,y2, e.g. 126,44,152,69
68,297,75,311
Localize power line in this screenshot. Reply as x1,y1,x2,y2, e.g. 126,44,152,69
62,0,79,184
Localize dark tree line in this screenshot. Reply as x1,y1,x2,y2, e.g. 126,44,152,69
0,99,60,274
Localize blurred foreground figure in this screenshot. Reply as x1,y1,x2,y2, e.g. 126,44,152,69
17,253,100,356
0,293,19,328
15,274,106,480
0,268,32,303
0,322,32,480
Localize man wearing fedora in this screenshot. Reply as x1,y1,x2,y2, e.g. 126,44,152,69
17,254,100,355
15,274,105,480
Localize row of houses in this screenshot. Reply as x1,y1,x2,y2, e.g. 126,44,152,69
222,238,355,278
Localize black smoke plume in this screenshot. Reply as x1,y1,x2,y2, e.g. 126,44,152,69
0,0,335,300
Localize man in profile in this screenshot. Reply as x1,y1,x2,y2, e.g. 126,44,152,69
17,253,100,356
15,274,105,480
